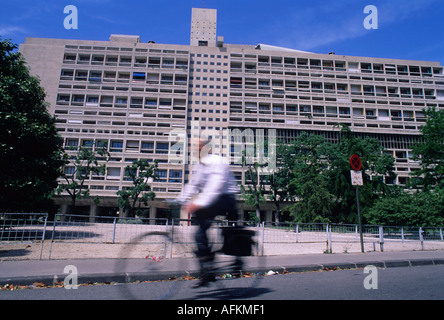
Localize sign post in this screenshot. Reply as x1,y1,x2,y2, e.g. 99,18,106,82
350,155,364,253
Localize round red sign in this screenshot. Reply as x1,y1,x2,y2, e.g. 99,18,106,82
350,154,362,170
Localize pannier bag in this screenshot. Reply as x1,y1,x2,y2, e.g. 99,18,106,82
221,227,255,256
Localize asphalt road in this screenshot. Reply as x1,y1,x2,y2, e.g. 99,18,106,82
1,264,443,301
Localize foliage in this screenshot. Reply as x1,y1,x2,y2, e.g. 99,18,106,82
117,159,158,217
365,187,444,227
410,107,444,191
366,107,444,226
323,126,396,223
56,143,110,212
0,38,64,212
267,166,292,224
277,133,334,223
240,162,267,221
274,127,396,224
365,107,444,226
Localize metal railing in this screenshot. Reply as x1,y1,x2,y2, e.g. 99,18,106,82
49,214,168,244
261,222,444,254
1,213,443,260
0,213,48,259
0,213,48,242
170,219,262,257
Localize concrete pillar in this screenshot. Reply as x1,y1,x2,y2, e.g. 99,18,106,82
59,203,68,222
60,203,68,214
237,208,244,222
118,207,127,218
149,206,157,224
265,210,273,223
180,207,190,226
89,203,98,222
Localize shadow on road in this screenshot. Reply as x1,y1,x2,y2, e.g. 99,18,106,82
190,286,273,300
0,248,31,258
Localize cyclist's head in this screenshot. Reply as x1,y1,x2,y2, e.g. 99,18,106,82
191,136,212,160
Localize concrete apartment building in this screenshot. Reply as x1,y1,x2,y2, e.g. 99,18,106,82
19,8,444,221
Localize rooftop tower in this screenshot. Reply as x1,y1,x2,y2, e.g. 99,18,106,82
190,8,217,47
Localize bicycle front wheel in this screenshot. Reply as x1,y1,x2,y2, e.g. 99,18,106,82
114,231,189,300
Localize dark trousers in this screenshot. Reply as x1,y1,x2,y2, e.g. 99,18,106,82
194,194,237,258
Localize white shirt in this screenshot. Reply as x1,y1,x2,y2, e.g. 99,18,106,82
177,154,239,208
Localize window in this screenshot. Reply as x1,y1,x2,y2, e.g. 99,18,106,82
60,69,73,80
107,167,121,179
126,141,139,151
132,72,146,80
65,138,79,148
141,142,154,149
72,95,85,105
161,75,174,85
96,140,108,149
86,96,99,106
103,71,116,81
130,97,143,107
91,55,104,65
169,170,183,183
82,140,94,148
156,142,169,154
110,140,123,152
120,56,132,66
57,94,70,104
155,170,167,182
75,70,88,81
115,97,127,105
145,99,157,108
88,71,102,82
63,54,76,63
78,54,90,64
63,167,75,176
134,57,147,66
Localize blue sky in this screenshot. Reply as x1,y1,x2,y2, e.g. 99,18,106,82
1,0,443,63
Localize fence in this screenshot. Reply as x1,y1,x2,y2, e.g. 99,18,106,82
171,219,262,258
255,222,444,255
49,214,168,244
0,213,48,259
1,213,443,260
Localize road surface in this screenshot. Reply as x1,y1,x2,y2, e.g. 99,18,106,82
1,264,443,301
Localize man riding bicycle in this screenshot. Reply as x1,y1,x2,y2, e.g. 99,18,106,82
176,137,239,286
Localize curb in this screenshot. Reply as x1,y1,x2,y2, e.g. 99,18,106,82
1,258,443,288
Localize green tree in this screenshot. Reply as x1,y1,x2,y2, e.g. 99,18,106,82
324,126,396,223
275,127,396,224
367,107,444,227
267,167,291,225
240,162,267,223
410,107,444,191
365,187,444,227
56,141,110,213
117,159,158,217
0,39,64,212
278,133,334,223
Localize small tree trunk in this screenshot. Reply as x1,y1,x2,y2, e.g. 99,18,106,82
274,201,280,226
69,195,76,215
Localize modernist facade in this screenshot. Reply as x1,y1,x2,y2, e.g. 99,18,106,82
19,8,444,221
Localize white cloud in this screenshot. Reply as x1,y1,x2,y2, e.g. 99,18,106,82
271,0,441,51
0,26,27,37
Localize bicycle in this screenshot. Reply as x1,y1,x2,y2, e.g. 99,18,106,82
192,221,265,290
114,214,266,300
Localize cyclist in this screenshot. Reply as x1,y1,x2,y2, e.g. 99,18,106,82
176,137,239,286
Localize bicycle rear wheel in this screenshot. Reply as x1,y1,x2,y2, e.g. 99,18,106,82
114,231,189,300
208,226,267,297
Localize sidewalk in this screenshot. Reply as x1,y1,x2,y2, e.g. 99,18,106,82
1,250,443,287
